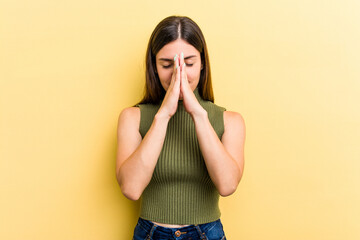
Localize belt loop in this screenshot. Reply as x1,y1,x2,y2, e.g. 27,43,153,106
147,223,157,240
195,225,207,240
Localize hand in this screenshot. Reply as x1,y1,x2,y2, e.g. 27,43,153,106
179,52,206,118
157,54,181,119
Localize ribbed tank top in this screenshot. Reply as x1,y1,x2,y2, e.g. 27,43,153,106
135,88,226,225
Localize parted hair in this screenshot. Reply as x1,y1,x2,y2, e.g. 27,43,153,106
137,15,214,105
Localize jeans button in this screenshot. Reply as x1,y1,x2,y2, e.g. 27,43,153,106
175,230,181,237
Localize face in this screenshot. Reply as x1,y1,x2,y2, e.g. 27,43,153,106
155,38,203,92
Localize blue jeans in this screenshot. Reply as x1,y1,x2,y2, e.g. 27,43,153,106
132,218,226,240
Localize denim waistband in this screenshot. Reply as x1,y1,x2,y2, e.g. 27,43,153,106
137,217,221,239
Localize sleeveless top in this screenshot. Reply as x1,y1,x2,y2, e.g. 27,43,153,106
135,88,226,225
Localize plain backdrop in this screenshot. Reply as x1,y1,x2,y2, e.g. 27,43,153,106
0,0,359,239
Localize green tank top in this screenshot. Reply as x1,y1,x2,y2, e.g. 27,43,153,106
135,88,226,225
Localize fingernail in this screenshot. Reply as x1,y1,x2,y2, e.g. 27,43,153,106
181,52,184,59
183,62,186,67
174,54,178,61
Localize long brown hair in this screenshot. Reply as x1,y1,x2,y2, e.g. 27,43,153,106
137,16,214,105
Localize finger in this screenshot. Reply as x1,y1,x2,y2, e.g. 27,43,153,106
174,54,178,71
169,54,178,89
173,54,178,79
180,62,187,99
180,52,184,71
182,62,191,88
174,54,179,76
180,53,185,86
181,62,187,85
175,59,181,89
171,54,180,94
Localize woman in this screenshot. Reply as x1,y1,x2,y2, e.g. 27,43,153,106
116,15,245,240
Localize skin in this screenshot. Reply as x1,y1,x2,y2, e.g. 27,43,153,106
156,38,203,100
116,38,246,228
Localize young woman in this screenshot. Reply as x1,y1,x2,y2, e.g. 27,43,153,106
116,15,245,240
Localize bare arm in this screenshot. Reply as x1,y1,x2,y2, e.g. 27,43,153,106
191,110,246,196
115,107,170,201
116,54,181,201
178,55,246,197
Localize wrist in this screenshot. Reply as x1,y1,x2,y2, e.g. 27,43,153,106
191,108,208,122
154,111,171,123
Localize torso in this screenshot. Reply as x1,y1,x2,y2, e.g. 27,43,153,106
132,94,232,226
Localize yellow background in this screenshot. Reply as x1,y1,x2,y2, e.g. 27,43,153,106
1,0,359,239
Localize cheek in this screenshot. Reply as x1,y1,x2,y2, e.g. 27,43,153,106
186,67,201,82
157,68,173,88
160,70,173,80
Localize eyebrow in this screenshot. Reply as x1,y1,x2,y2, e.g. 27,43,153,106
158,55,197,62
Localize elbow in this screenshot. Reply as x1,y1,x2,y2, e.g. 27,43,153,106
218,184,238,197
218,168,242,197
120,183,142,201
218,175,242,197
116,170,142,201
122,190,141,201
218,179,239,197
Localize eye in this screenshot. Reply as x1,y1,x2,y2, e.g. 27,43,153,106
186,64,194,67
162,64,172,69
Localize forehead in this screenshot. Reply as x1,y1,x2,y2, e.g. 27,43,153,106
156,39,200,58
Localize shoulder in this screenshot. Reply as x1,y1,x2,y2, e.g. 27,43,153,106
223,111,246,133
119,106,140,119
118,107,140,128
